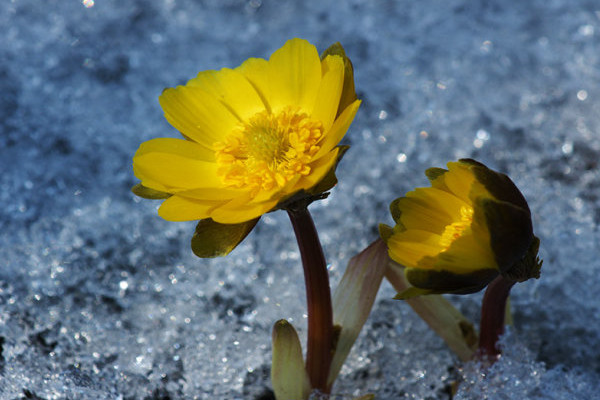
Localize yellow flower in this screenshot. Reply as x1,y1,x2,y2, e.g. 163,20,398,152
132,39,360,226
380,159,538,298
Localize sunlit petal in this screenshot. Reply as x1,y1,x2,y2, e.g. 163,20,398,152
158,195,223,221
313,99,360,160
312,55,345,131
134,151,221,191
187,68,265,121
268,38,322,113
159,85,238,148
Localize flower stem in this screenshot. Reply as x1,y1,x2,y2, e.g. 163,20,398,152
478,275,516,359
287,206,333,394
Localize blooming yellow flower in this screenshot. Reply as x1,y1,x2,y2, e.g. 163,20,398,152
380,159,537,298
132,38,360,226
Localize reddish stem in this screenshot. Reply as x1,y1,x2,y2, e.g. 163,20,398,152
478,275,516,359
287,207,333,394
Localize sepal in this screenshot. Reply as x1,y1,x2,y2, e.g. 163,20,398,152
502,235,543,282
424,167,447,182
404,267,498,296
378,223,394,242
463,158,530,212
478,197,533,274
190,217,259,258
131,183,171,199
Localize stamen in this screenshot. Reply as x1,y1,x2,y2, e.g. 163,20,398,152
214,107,324,195
439,206,473,251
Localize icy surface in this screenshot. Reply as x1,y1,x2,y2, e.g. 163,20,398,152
1,0,600,399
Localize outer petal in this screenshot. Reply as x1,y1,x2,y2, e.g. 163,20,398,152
209,199,278,224
268,38,322,113
176,187,246,201
134,137,215,163
134,148,222,191
312,55,345,131
387,238,441,268
313,99,361,160
158,195,224,221
186,68,266,121
159,86,239,148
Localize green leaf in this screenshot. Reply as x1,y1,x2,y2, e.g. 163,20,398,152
131,183,171,199
271,320,311,400
190,218,259,258
328,239,388,388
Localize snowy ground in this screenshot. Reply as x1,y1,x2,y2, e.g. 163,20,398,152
1,0,599,399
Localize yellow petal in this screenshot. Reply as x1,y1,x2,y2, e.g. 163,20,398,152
268,38,322,113
134,150,222,191
443,162,476,204
435,238,498,273
312,55,345,131
391,229,443,247
320,42,358,118
159,85,238,149
158,195,224,222
209,198,278,224
394,196,449,234
235,57,272,112
187,68,266,121
176,187,246,201
292,146,339,192
313,99,360,160
134,137,215,162
400,187,468,232
387,235,441,269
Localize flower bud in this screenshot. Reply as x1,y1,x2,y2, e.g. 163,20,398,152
380,159,540,298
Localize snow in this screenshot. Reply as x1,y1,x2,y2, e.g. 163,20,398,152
1,0,599,398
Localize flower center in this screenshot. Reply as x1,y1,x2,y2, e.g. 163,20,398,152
439,205,473,251
214,107,324,194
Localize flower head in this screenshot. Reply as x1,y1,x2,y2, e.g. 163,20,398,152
380,159,540,298
132,39,360,256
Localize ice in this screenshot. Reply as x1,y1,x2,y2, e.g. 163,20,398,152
455,330,600,399
1,0,600,399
